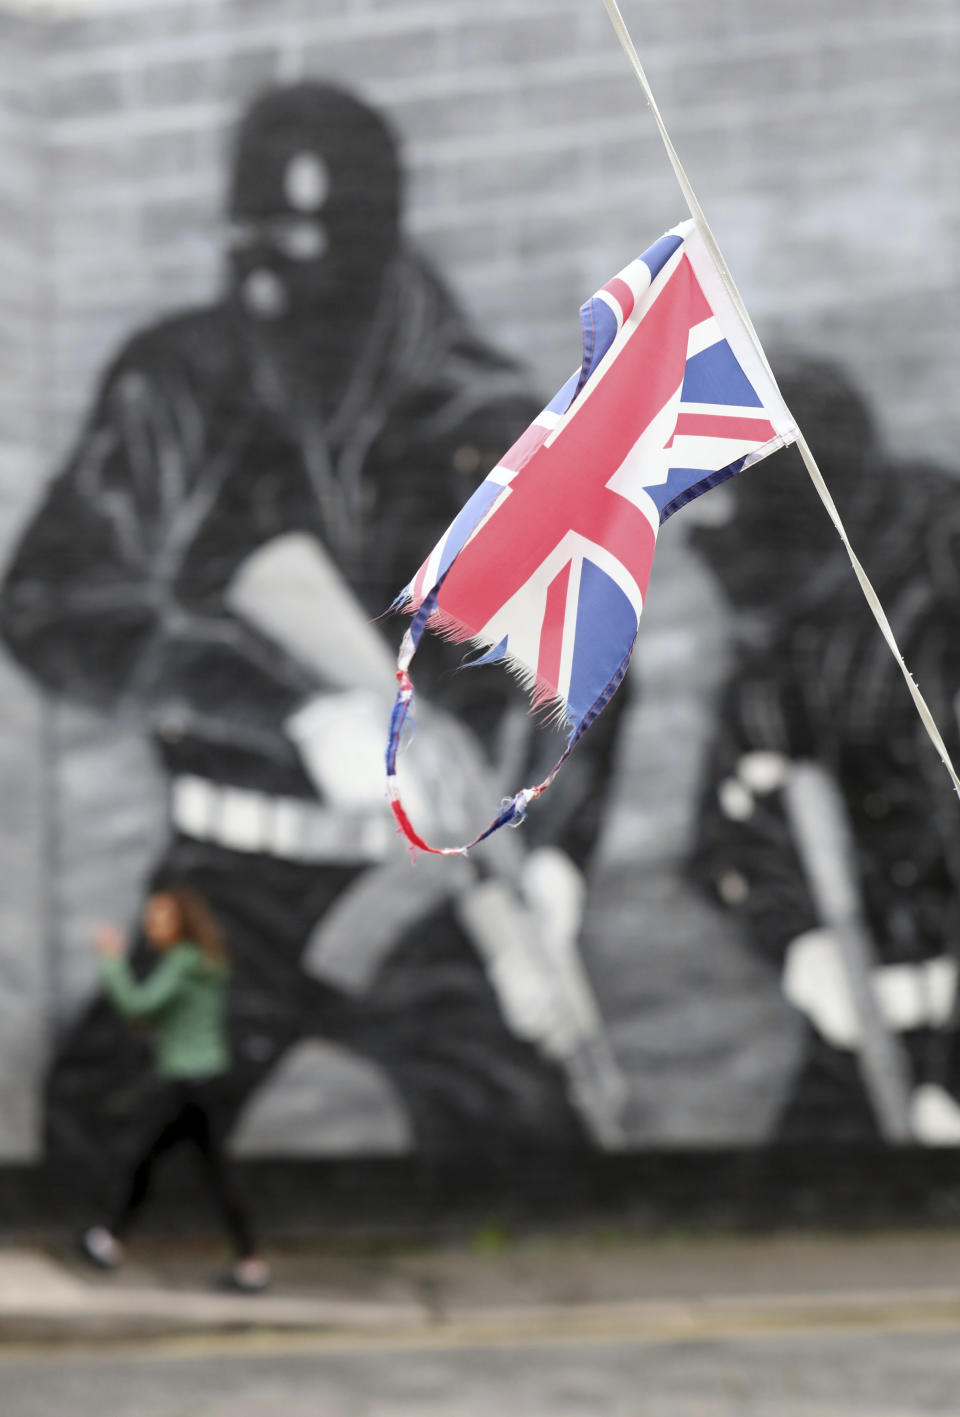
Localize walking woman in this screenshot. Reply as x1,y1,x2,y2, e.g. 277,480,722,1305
80,887,270,1293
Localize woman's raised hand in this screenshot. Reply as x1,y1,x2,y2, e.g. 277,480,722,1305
95,924,126,958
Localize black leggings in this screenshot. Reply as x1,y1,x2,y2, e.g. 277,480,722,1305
109,1080,255,1258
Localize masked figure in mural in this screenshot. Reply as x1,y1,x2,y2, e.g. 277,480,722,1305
689,357,960,1143
1,83,631,1177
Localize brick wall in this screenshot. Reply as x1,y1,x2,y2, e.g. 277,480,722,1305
0,6,41,471
0,0,958,1159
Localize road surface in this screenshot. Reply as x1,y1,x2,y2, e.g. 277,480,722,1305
3,1312,960,1416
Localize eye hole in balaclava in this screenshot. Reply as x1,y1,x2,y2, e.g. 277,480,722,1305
284,150,330,212
226,82,403,325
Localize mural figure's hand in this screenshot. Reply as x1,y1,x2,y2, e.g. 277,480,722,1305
286,689,393,812
94,924,126,959
910,1084,960,1146
286,688,489,844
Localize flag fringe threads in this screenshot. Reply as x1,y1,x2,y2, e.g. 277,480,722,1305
397,593,573,729
385,579,634,857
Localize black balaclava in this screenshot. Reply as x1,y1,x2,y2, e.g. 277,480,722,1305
226,82,403,333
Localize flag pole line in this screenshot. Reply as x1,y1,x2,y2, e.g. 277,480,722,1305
602,0,960,801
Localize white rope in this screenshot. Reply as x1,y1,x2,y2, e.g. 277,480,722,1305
602,0,960,800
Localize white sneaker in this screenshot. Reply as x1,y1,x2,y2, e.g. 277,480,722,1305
220,1257,271,1293
80,1226,124,1270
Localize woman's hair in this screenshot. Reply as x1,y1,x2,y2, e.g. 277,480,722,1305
159,887,228,966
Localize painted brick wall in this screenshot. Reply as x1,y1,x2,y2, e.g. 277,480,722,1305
0,0,958,1159
0,6,41,467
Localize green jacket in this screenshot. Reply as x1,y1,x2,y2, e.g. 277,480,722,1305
100,943,230,1080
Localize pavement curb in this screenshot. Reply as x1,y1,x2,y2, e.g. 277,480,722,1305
5,1246,960,1347
5,1241,958,1348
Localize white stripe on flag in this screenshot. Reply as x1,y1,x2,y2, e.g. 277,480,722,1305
605,383,683,500
678,398,771,418
667,432,775,469
596,288,626,324
686,316,721,359
556,553,583,708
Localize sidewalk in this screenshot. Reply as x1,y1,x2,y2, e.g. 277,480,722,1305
4,1228,960,1345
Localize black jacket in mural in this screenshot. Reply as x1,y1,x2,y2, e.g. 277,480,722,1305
3,253,530,781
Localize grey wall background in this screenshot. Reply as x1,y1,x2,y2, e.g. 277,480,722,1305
0,0,957,1160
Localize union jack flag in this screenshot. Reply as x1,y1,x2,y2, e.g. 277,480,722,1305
388,218,798,854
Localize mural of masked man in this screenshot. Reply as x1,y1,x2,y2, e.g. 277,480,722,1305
2,82,631,1176
688,358,960,1144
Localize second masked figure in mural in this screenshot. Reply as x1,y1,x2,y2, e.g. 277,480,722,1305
1,83,631,1175
689,360,960,1144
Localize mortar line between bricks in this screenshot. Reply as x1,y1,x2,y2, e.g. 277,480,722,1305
46,112,648,168
39,9,957,80
45,69,959,149
44,49,634,111
41,5,573,75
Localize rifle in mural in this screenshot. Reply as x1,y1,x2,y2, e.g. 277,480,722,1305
383,0,960,890
782,761,915,1142
230,531,630,1146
